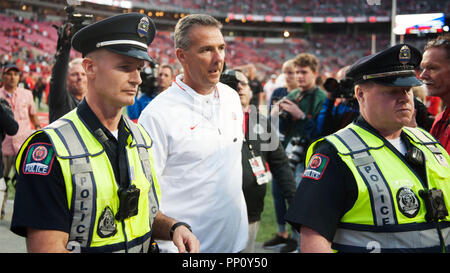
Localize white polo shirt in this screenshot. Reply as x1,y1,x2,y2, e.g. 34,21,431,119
138,74,248,253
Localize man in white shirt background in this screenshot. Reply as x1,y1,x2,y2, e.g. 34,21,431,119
139,14,248,253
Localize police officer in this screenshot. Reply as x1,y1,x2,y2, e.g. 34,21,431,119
10,13,199,253
285,44,450,253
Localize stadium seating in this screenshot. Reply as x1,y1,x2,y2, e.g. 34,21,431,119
0,5,438,83
134,0,449,17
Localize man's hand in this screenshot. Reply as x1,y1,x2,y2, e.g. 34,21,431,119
172,225,200,253
280,99,306,120
152,212,200,253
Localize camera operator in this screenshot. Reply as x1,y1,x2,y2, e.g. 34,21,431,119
48,5,91,123
220,69,296,253
266,53,326,252
271,53,326,165
313,66,360,139
127,64,173,121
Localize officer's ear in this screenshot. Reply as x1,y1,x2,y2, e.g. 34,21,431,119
82,56,96,80
355,82,373,105
355,84,364,101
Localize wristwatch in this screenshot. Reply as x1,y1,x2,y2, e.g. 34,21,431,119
170,222,192,239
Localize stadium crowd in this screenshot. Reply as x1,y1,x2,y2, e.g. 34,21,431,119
139,0,449,17
0,4,449,254
0,12,393,92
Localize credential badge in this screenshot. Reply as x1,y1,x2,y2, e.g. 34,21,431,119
137,17,150,38
396,187,420,218
398,45,411,65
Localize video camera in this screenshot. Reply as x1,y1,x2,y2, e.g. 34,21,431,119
139,61,158,96
220,69,246,91
323,77,354,99
64,5,93,35
287,136,309,171
53,2,93,53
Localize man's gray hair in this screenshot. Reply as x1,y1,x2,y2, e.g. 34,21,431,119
68,58,83,69
174,14,222,50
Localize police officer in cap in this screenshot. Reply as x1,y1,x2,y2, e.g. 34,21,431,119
285,44,450,253
10,13,199,253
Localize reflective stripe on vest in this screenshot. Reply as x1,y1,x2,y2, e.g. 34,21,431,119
332,127,397,226
45,116,158,252
124,118,159,228
334,223,450,253
48,119,95,247
404,127,449,167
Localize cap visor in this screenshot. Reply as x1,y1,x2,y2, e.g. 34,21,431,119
105,45,152,62
373,76,422,87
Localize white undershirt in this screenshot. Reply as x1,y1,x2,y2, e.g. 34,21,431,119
388,137,408,156
110,129,118,140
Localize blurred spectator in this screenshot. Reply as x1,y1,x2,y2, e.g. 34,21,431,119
237,64,264,108
0,64,41,195
410,86,435,131
220,69,296,253
263,74,278,107
420,34,450,153
32,76,46,109
265,53,326,252
248,64,264,108
0,97,18,219
269,59,298,135
48,23,87,123
426,96,442,117
312,65,359,139
127,64,174,121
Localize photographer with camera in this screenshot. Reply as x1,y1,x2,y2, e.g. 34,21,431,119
127,64,173,121
285,44,450,253
312,66,360,139
265,53,326,252
220,69,296,252
48,5,91,123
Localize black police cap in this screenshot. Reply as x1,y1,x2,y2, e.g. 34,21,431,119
346,44,422,87
72,13,155,62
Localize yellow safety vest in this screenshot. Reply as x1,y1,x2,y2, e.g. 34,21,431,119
306,124,450,252
16,109,161,253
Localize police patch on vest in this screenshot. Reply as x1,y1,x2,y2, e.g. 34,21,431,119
302,153,329,180
396,187,420,218
23,143,55,176
97,206,117,238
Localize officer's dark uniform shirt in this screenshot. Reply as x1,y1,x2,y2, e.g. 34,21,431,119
285,115,428,242
11,99,131,237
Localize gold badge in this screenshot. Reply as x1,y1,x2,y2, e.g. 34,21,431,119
137,16,150,38
398,45,411,65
